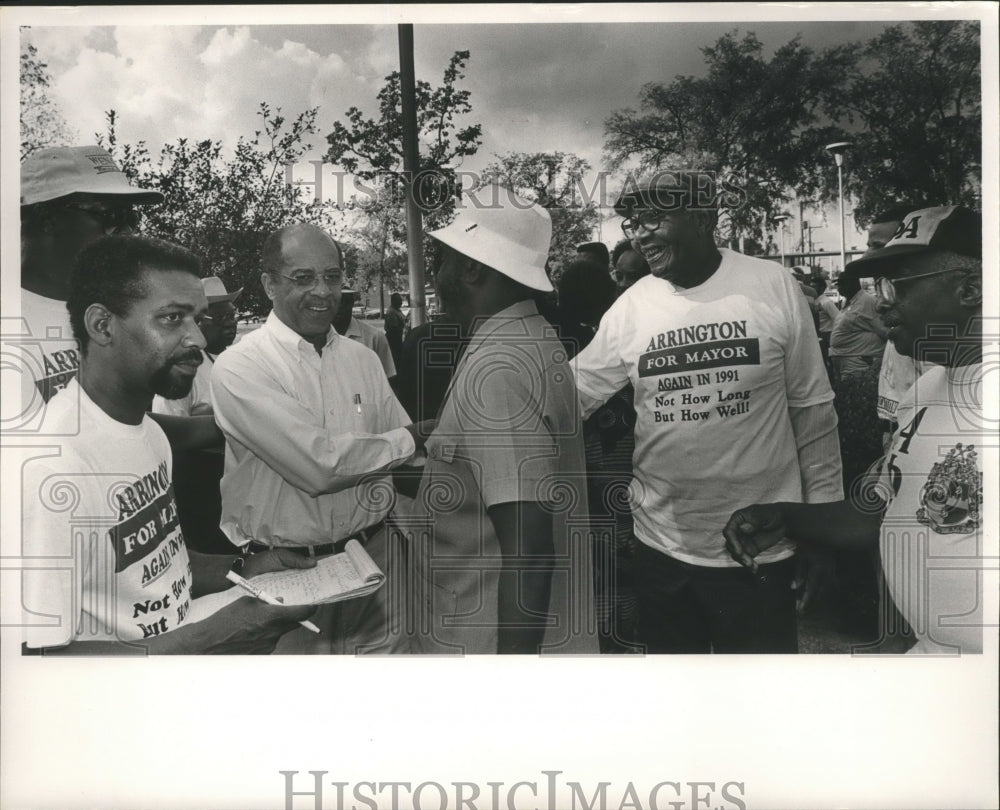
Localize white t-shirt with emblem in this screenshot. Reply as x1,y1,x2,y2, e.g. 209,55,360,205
22,379,194,649
574,248,836,565
876,342,924,423
878,363,984,655
4,290,80,436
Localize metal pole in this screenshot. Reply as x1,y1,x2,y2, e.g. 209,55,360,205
837,162,846,276
398,24,427,328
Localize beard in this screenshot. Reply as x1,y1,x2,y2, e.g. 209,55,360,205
150,351,202,399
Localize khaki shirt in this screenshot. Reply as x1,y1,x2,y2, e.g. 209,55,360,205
401,300,597,654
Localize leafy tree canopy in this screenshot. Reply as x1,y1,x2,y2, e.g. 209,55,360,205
98,104,343,317
20,36,75,160
823,21,981,226
325,50,483,278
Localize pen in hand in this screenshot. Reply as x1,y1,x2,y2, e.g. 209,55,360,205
225,569,321,634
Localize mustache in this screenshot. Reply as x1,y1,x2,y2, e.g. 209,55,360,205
170,350,203,366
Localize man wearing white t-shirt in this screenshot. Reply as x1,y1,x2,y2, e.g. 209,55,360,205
11,145,218,452
865,204,928,448
573,172,843,653
725,206,986,656
21,235,313,654
13,146,163,429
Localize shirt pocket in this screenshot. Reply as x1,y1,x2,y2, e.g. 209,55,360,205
426,438,457,464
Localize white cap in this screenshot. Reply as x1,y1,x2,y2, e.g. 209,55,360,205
427,184,553,292
21,145,164,206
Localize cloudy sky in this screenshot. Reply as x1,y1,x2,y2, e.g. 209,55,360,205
14,6,979,249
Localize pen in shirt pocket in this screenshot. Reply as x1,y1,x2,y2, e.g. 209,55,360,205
353,393,362,414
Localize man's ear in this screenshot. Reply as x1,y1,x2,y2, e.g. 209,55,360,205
692,209,718,236
956,272,982,308
84,304,115,349
260,271,277,302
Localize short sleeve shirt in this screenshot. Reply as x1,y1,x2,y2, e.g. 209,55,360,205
877,363,984,654
22,380,193,648
405,300,597,654
573,249,835,565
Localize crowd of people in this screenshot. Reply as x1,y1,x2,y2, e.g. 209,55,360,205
13,145,985,656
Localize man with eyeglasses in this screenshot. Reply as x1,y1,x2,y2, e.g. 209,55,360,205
210,223,434,653
15,146,160,429
572,171,842,653
724,206,986,655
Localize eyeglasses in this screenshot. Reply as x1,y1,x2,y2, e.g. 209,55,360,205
273,272,343,290
61,203,141,234
874,269,958,304
621,210,668,239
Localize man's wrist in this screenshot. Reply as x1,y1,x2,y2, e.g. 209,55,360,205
228,547,255,576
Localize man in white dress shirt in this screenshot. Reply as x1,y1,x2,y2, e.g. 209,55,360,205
210,223,433,653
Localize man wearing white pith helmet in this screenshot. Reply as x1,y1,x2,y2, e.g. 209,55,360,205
573,171,843,653
402,183,598,654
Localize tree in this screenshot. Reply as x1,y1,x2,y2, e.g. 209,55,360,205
20,37,75,160
98,104,343,317
350,212,408,313
603,31,856,247
823,21,981,226
479,151,601,282
324,50,482,280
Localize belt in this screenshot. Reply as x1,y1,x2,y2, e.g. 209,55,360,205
247,520,385,558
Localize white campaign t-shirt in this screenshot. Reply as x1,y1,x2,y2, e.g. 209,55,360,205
4,290,80,435
574,249,834,565
22,379,194,649
878,363,984,655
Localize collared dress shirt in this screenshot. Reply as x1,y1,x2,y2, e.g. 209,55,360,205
210,311,414,548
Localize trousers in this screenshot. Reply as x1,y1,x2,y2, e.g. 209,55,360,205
633,542,797,654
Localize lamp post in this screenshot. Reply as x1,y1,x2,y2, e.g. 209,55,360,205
772,213,790,267
825,141,851,277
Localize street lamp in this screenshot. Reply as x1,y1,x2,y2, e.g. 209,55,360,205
772,213,791,267
825,141,851,277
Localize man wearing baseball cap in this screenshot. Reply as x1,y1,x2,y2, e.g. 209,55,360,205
573,170,843,654
401,183,597,654
724,205,986,655
17,147,163,417
13,145,224,457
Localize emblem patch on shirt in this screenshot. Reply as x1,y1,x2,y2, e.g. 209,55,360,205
916,443,982,534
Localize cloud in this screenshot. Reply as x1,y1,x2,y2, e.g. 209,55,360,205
29,25,356,156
